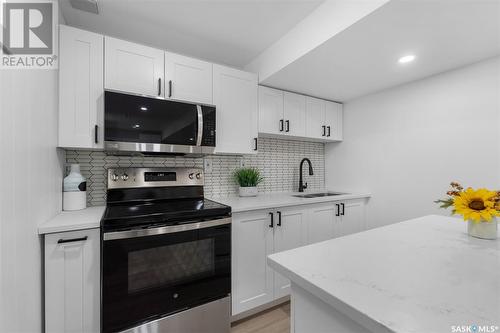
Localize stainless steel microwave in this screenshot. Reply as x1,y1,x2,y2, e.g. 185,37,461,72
104,90,216,155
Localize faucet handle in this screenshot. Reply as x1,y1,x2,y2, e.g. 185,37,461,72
303,182,308,189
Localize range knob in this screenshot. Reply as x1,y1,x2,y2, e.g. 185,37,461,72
188,173,194,179
196,173,202,179
111,173,119,182
121,173,129,181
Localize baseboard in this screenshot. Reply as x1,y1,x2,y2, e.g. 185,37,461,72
231,296,290,323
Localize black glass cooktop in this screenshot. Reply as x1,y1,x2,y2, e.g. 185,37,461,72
101,198,231,231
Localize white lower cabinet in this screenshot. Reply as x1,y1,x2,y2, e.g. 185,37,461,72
336,199,366,237
307,202,337,244
232,209,275,315
45,228,100,333
232,199,366,316
273,207,307,299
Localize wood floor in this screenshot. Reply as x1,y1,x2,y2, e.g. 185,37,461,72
231,303,290,333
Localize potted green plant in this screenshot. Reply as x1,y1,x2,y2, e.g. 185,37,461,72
233,167,264,197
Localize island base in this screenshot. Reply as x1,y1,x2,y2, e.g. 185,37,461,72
291,283,373,333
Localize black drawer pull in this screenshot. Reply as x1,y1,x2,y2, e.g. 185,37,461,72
285,120,290,132
327,126,331,137
279,119,284,132
322,125,326,136
341,203,345,216
58,236,88,244
277,211,282,226
254,137,258,151
269,212,274,228
94,125,98,144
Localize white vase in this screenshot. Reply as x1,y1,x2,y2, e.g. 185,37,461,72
239,186,258,197
63,164,87,211
467,217,497,240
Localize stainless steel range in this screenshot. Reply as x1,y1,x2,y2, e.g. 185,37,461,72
101,167,231,333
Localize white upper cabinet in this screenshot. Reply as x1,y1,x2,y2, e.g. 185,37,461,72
59,25,104,149
213,64,258,155
164,52,213,104
258,86,283,135
305,96,326,140
283,92,306,137
105,37,164,97
325,101,343,141
258,88,306,138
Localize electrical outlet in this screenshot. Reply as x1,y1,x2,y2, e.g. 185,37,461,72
239,159,246,168
204,158,213,173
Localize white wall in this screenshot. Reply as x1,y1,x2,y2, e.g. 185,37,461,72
0,69,63,332
326,57,500,229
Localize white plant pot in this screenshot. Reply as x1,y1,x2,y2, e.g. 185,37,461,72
239,186,258,197
467,217,498,240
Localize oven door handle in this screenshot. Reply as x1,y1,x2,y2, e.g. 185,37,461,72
103,217,231,241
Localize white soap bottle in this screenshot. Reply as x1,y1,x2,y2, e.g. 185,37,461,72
63,164,87,211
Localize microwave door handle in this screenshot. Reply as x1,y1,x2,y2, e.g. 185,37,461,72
196,105,203,146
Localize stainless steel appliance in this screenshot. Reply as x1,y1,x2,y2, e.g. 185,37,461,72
104,90,216,155
101,167,231,333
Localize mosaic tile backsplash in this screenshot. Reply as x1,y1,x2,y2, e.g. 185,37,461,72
65,137,325,206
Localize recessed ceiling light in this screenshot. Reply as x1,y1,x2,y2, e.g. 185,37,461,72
140,106,148,111
132,124,140,129
398,55,416,64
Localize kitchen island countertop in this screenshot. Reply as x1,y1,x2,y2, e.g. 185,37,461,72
268,215,500,333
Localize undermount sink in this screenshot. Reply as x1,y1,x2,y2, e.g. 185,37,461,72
293,192,346,198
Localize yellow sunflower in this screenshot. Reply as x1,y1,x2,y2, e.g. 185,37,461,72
453,188,500,223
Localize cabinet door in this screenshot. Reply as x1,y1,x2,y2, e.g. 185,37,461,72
307,203,337,244
45,229,100,333
59,25,103,149
258,86,283,135
105,37,164,97
213,64,258,154
305,96,325,140
165,52,213,104
232,210,275,315
283,92,306,137
336,199,366,237
325,101,343,141
273,207,307,298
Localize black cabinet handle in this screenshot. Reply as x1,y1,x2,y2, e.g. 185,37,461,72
327,126,331,137
158,78,162,96
58,236,88,244
168,80,172,98
279,119,284,132
285,120,290,132
254,138,258,151
269,212,274,228
322,125,326,136
94,125,98,144
336,204,340,216
341,203,345,216
277,211,282,226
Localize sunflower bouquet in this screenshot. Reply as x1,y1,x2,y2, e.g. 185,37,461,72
435,182,500,223
436,182,499,239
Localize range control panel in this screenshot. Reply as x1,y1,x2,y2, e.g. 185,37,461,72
107,167,204,189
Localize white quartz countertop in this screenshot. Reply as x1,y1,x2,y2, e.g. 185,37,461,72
268,215,500,333
38,206,105,234
209,191,371,213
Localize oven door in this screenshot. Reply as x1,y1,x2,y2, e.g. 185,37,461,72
104,90,216,155
102,218,231,333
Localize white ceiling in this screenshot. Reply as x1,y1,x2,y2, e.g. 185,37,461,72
59,0,324,67
261,0,500,101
